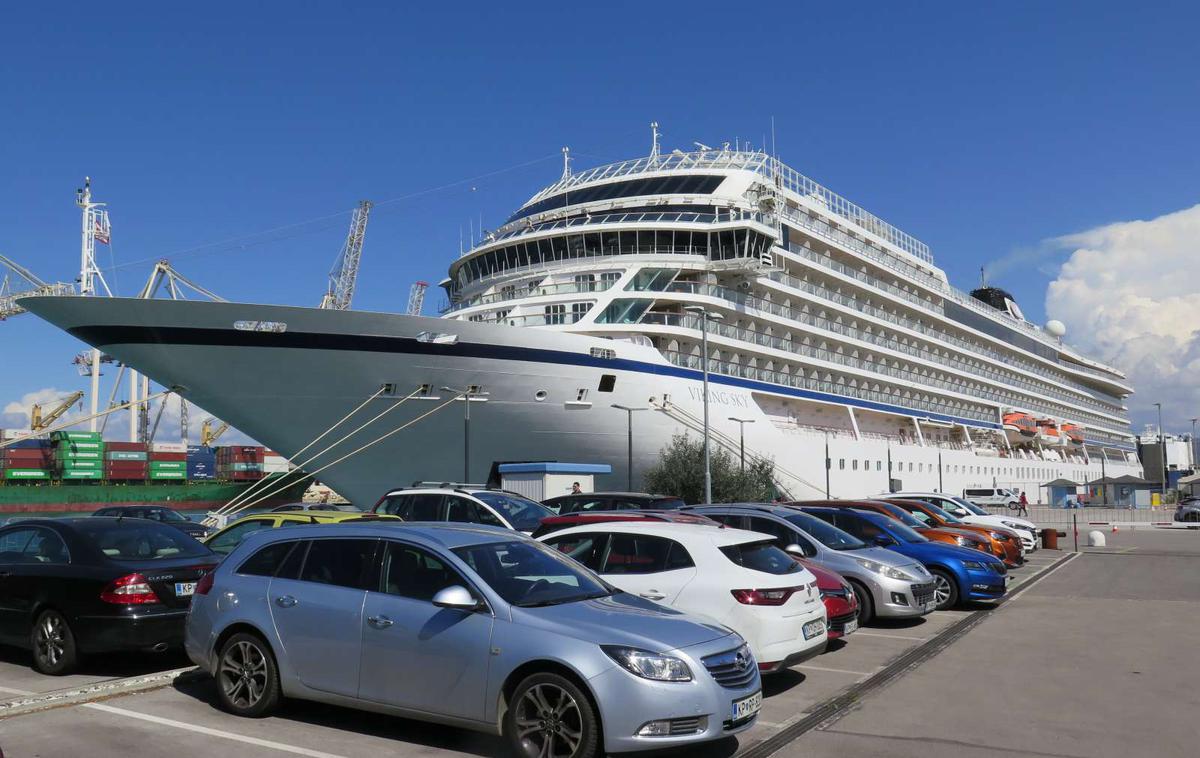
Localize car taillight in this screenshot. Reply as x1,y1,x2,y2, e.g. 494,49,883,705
100,573,160,605
731,587,801,606
195,571,215,596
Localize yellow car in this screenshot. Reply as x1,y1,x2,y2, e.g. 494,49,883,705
204,510,402,555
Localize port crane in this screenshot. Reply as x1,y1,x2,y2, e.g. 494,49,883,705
406,280,428,315
0,254,74,321
31,391,85,430
201,419,230,447
320,200,372,310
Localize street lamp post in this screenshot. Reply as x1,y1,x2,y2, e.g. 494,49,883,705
612,404,648,490
442,386,487,482
728,417,755,472
1155,402,1166,505
684,306,724,504
1191,417,1197,470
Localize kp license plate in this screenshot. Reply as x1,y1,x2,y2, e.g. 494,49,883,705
922,600,937,613
175,582,196,597
842,618,858,635
802,619,825,640
732,691,762,721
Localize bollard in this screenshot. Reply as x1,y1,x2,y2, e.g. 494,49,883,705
1041,527,1059,550
1087,530,1106,547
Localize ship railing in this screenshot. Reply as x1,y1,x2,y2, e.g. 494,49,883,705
443,279,618,314
648,283,1130,427
659,348,995,423
471,311,588,328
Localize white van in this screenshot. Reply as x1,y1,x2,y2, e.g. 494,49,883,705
962,487,1019,509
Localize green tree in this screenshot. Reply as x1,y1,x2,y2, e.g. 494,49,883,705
643,433,777,504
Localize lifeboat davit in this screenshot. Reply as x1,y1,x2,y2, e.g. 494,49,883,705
1061,423,1084,445
1036,418,1063,446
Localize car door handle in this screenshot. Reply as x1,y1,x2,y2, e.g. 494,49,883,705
639,591,666,601
367,615,394,629
274,595,298,609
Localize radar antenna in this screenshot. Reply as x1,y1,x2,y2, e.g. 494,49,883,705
560,147,572,181
649,121,661,163
320,200,372,310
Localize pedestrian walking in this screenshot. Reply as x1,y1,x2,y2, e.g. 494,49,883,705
1018,490,1030,517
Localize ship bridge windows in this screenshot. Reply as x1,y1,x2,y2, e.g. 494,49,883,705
507,175,725,223
627,268,678,292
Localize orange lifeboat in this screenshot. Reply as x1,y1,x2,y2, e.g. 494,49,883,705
1002,412,1037,437
1061,423,1084,445
1036,418,1063,445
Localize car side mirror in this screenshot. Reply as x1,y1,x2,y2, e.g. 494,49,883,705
432,585,480,611
784,543,805,556
873,534,896,547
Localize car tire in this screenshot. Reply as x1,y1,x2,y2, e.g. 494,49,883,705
847,579,874,625
216,632,281,718
930,568,960,610
505,672,599,758
31,609,79,676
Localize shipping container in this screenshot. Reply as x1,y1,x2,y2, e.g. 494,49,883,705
151,442,187,453
149,471,186,480
3,468,51,479
106,441,148,452
106,450,148,461
56,450,103,461
0,436,48,449
55,441,104,452
150,452,187,462
60,470,103,480
149,461,186,471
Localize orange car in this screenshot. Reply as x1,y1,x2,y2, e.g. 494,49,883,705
881,498,1023,568
794,500,994,555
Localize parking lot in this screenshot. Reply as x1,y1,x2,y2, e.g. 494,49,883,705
0,544,1079,758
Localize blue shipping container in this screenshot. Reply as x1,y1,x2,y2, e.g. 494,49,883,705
4,438,49,450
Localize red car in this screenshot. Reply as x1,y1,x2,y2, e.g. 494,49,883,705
799,557,859,639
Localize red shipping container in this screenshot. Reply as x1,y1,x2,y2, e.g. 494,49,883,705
105,463,149,472
150,452,187,462
106,441,148,452
2,450,52,463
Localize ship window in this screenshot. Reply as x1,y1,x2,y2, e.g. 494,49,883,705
852,460,858,471
545,304,566,325
601,272,621,286
839,459,845,470
575,274,596,292
598,375,616,393
571,302,590,322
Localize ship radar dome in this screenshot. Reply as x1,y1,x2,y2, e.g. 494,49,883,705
1045,320,1066,338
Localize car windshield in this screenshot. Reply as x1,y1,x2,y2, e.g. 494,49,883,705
876,517,929,543
953,497,990,516
156,509,188,523
453,539,612,607
872,505,926,529
922,502,963,524
78,520,211,561
472,492,554,531
720,540,804,575
784,512,866,551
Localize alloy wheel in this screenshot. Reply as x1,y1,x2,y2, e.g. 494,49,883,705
34,613,66,667
219,640,269,709
514,682,585,758
932,574,953,606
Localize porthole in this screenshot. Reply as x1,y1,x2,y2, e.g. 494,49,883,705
534,390,548,402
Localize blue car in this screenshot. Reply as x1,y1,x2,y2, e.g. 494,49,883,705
798,507,1007,610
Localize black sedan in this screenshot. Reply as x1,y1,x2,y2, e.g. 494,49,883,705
0,518,217,674
92,505,213,539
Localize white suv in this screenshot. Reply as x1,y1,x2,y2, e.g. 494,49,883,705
540,522,829,674
372,486,554,533
962,487,1019,509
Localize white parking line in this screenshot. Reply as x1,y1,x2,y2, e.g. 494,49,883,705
851,631,927,642
80,702,349,758
800,664,876,677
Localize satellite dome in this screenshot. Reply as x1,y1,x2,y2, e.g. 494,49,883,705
1045,320,1066,338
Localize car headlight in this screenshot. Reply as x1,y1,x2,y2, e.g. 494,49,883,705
954,535,970,546
988,531,1008,541
855,557,918,582
962,561,986,569
1001,521,1027,531
601,646,693,681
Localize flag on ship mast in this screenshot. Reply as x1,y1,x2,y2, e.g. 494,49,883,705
94,211,111,244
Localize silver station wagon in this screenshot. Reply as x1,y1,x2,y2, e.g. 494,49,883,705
185,522,762,756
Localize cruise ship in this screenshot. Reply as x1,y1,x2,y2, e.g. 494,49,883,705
21,133,1142,505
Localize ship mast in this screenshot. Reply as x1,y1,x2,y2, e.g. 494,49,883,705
75,178,113,433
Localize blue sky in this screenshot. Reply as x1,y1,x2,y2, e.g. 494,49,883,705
1,2,1197,433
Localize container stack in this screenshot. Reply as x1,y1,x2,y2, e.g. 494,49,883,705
105,441,149,481
1,435,52,481
217,445,265,480
263,450,290,475
51,430,104,480
150,441,188,481
187,445,217,480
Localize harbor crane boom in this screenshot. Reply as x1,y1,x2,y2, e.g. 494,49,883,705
201,419,230,447
406,280,428,315
31,391,85,430
320,200,372,310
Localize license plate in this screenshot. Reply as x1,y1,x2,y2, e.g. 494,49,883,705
842,618,858,635
175,582,196,597
802,619,825,640
732,691,762,721
922,600,937,613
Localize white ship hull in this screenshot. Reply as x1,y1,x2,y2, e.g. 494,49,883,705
21,296,1140,506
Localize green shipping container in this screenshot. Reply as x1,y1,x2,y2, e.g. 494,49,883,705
149,461,186,471
107,451,148,461
57,450,102,461
58,462,103,472
149,471,186,480
51,430,102,442
56,441,104,452
60,470,103,479
4,468,51,479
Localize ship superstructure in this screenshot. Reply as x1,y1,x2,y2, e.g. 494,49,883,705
21,132,1141,505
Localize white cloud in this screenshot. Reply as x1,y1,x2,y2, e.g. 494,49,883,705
2,387,86,431
1045,204,1200,433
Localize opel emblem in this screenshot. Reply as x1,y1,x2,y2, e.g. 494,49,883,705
735,652,747,671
